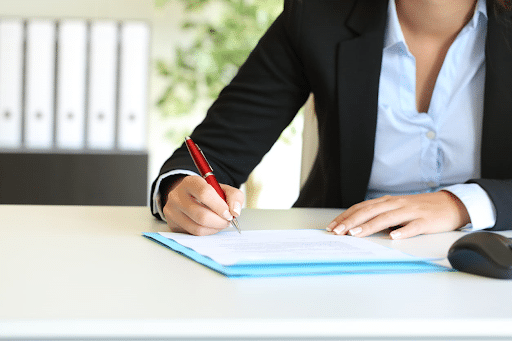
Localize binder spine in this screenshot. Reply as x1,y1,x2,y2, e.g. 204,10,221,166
118,22,150,151
0,19,24,149
24,19,56,150
55,20,88,150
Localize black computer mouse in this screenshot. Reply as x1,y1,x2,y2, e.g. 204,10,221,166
448,231,512,279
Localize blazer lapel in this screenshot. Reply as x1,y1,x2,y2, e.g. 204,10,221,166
336,0,388,207
481,6,512,178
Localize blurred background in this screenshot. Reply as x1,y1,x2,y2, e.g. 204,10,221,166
0,0,305,209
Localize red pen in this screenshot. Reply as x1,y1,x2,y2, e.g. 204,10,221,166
185,136,241,233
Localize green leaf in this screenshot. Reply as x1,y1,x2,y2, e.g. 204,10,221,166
181,21,196,29
156,60,172,76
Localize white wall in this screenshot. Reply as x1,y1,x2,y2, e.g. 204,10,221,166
0,0,303,208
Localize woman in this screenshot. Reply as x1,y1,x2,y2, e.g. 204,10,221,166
151,0,512,238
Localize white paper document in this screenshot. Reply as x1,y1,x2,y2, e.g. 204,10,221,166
158,229,419,266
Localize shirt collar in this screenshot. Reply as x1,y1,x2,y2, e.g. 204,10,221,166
384,0,488,51
384,0,407,51
466,0,488,31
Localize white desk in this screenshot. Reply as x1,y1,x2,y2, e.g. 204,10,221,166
1,205,511,340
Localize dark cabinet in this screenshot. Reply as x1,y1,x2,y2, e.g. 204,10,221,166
0,152,148,206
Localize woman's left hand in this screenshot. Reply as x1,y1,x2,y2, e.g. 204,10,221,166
326,191,471,239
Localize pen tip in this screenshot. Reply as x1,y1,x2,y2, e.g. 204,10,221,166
232,217,241,234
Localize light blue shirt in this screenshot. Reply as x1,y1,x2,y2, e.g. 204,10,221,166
366,0,495,230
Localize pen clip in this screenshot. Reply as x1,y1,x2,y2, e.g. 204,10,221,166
196,143,213,172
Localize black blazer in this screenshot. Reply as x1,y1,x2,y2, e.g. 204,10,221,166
152,0,512,231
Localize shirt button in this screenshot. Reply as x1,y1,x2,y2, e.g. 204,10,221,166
428,181,437,188
426,131,436,140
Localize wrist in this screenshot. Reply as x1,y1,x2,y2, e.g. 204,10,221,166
441,190,471,228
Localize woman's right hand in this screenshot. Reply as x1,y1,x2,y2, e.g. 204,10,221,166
162,175,244,236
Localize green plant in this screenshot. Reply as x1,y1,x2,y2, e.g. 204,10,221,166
155,0,283,144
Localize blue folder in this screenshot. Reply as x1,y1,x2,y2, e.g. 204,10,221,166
143,232,451,278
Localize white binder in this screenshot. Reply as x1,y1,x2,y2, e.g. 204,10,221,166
56,20,87,150
0,19,24,149
25,20,56,150
87,21,118,150
118,22,149,151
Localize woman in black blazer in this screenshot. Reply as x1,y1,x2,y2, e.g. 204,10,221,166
152,0,512,238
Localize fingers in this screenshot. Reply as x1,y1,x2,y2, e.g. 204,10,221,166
329,195,390,230
344,206,415,238
163,176,245,236
220,183,244,218
327,196,400,237
166,205,228,236
326,192,470,240
388,220,424,240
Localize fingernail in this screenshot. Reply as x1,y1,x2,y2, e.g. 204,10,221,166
326,221,337,232
348,227,362,236
233,202,242,216
390,231,401,240
223,210,233,221
333,224,346,235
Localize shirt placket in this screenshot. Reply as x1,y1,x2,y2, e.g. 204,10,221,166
400,49,441,192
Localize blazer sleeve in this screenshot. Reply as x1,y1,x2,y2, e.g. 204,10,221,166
150,0,311,218
467,179,512,231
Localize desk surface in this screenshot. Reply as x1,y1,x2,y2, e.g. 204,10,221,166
1,205,511,340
